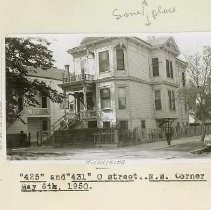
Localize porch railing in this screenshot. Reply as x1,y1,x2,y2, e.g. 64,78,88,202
63,74,95,83
27,108,49,116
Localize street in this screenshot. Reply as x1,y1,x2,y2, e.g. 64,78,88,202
7,135,211,160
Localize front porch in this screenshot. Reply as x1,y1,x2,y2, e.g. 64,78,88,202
59,73,97,128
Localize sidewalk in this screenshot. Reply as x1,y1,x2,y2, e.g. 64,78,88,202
7,135,210,160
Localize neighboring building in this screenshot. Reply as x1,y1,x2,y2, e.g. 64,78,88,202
7,67,72,143
60,36,188,130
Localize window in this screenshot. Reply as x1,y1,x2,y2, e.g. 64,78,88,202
42,96,47,108
103,121,110,128
168,90,176,110
182,72,186,86
119,120,128,130
60,97,69,109
100,88,111,109
87,92,94,110
42,120,48,132
116,48,125,70
166,59,173,78
18,97,23,112
155,90,162,110
152,58,159,77
99,50,110,73
69,102,74,111
141,120,146,129
118,87,126,109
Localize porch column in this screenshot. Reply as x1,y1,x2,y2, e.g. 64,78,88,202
74,97,77,114
75,93,80,113
83,86,87,111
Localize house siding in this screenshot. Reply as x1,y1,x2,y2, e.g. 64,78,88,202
7,69,68,137
63,36,189,130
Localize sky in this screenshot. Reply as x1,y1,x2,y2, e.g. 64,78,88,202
21,32,211,70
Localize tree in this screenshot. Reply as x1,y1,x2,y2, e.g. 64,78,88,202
6,37,63,124
177,46,211,142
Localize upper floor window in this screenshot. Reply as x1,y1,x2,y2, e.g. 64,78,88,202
118,87,126,109
155,90,162,110
168,90,176,111
100,88,111,109
116,48,125,70
166,59,173,79
99,50,110,73
182,72,186,86
152,58,159,77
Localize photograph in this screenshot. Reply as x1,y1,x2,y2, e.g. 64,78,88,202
5,33,211,160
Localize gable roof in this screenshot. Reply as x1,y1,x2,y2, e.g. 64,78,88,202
27,67,67,81
147,36,180,55
147,36,170,46
80,37,104,45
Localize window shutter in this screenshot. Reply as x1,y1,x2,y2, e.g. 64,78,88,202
172,91,175,110
170,61,173,78
168,90,172,110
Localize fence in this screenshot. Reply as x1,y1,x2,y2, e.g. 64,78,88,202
7,133,30,148
118,124,211,146
36,124,211,148
53,128,118,147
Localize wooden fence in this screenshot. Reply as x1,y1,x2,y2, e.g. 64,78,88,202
118,124,211,146
53,128,118,147
45,124,211,147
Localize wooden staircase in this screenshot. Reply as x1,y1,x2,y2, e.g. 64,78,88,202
42,112,83,145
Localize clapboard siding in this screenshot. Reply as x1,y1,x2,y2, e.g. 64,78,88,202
28,118,42,142
127,44,150,81
128,81,155,129
7,118,28,134
7,109,28,134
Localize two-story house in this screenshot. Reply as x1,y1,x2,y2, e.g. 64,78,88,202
7,67,72,143
59,36,188,131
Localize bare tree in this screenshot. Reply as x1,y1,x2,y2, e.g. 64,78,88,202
178,46,211,142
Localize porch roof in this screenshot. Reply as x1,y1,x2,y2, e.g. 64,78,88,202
59,80,95,92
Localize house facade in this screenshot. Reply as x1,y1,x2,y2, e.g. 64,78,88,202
7,67,71,143
60,36,189,131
